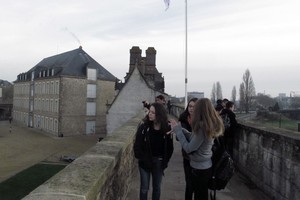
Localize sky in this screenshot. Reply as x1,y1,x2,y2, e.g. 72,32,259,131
0,0,299,99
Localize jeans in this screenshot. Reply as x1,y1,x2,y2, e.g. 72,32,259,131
183,158,194,200
139,158,163,200
191,167,212,200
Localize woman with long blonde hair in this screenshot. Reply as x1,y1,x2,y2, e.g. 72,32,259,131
169,98,224,200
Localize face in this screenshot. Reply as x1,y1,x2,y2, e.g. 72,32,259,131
188,101,195,115
148,106,156,121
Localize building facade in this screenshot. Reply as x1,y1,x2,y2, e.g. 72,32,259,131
107,46,167,134
13,47,116,136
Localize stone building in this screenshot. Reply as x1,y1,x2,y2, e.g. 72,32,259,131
13,47,116,136
0,80,13,120
107,46,167,134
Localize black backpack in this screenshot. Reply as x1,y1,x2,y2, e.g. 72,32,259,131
208,137,235,200
221,112,231,130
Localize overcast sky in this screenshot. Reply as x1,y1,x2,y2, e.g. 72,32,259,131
1,0,299,98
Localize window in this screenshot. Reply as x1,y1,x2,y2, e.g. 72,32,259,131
87,84,96,98
86,102,96,116
87,68,97,81
86,121,95,134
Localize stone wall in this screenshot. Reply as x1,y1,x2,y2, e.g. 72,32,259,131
23,111,143,200
106,66,163,134
235,122,300,200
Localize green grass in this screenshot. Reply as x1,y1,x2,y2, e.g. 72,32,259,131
0,163,66,200
251,116,299,132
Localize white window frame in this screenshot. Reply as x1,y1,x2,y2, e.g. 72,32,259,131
87,68,97,81
87,84,96,98
86,102,96,116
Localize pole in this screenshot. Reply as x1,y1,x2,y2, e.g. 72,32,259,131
184,0,188,108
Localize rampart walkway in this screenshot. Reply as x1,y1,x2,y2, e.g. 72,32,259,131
126,132,270,200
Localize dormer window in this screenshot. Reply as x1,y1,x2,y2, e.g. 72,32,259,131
87,68,96,81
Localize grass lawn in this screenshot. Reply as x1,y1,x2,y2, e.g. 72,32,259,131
251,115,299,132
0,163,66,200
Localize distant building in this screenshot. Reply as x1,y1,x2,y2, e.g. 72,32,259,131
107,46,167,134
290,91,300,97
13,47,116,136
278,93,286,98
188,91,204,100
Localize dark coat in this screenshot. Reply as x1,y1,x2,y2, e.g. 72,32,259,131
220,108,237,138
134,122,174,171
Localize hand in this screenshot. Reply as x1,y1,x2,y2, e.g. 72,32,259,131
168,119,178,129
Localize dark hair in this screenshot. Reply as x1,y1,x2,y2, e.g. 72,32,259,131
222,98,229,103
146,102,169,133
216,99,222,104
156,95,165,101
226,101,234,109
179,98,198,123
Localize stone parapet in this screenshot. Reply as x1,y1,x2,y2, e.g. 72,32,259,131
235,122,300,200
22,112,143,200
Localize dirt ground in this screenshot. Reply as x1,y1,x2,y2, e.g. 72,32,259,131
0,120,100,183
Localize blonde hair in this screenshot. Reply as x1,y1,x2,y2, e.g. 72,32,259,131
191,98,224,138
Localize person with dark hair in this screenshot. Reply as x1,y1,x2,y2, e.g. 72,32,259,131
220,101,237,157
169,98,224,200
215,99,223,113
178,98,198,200
222,98,229,108
155,95,166,105
134,103,174,200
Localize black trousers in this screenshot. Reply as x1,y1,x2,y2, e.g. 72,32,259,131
191,167,212,200
183,158,193,200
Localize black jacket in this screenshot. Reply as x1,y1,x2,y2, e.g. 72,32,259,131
134,122,174,171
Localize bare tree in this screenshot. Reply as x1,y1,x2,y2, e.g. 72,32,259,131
255,93,275,110
231,86,236,104
240,69,256,113
239,83,245,112
211,83,216,103
216,81,223,100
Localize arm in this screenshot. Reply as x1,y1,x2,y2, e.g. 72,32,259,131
173,124,204,154
133,123,144,159
182,128,192,141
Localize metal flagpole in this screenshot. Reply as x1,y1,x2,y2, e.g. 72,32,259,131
184,0,188,108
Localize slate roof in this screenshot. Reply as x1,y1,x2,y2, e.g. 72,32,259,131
19,47,116,82
0,80,12,87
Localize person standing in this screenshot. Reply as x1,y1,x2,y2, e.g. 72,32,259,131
220,101,237,157
169,98,224,200
134,103,174,200
178,98,198,200
167,100,172,114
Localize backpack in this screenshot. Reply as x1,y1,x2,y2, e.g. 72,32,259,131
208,137,235,200
221,113,231,130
